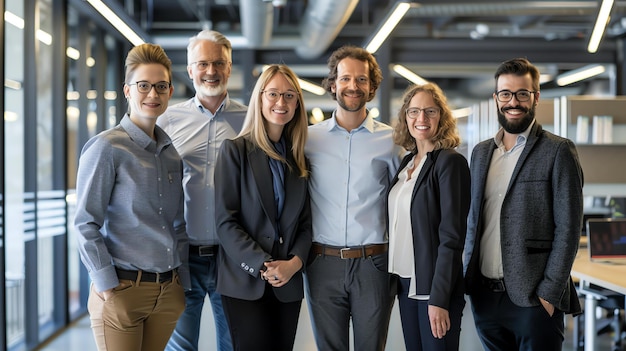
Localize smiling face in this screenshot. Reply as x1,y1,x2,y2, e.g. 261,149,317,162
406,91,440,145
494,72,539,134
261,72,298,142
123,63,172,122
331,57,372,113
187,40,231,100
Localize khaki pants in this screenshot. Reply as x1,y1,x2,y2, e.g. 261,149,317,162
88,274,185,351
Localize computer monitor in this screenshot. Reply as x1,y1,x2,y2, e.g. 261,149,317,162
587,218,626,264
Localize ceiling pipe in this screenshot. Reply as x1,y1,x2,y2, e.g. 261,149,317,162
295,0,360,59
240,0,273,48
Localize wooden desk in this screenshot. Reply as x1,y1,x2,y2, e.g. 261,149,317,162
571,248,626,351
572,248,626,295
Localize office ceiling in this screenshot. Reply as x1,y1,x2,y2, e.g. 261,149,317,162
89,0,626,110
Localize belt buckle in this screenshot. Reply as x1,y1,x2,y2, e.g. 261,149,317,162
340,247,350,259
198,246,215,257
491,280,505,292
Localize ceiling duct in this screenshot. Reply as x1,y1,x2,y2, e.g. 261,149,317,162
240,0,273,48
296,0,360,59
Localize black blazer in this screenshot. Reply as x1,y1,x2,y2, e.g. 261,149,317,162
390,148,470,309
214,136,312,303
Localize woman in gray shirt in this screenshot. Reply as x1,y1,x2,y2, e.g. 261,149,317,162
74,43,188,351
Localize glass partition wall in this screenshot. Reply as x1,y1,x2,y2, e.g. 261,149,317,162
3,0,125,349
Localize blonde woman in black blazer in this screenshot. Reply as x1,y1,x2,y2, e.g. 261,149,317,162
214,64,311,351
388,83,470,351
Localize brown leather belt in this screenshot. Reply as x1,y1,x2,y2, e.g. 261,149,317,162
312,243,388,259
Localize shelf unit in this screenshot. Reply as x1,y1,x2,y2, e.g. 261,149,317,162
558,96,626,189
469,95,626,195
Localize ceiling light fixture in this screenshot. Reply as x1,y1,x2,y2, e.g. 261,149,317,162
261,65,326,96
298,78,327,96
364,2,414,53
392,64,428,85
587,0,614,53
556,64,606,86
87,0,145,46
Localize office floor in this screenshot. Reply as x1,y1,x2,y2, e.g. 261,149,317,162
37,297,618,351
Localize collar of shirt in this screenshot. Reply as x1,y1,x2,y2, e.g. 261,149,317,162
194,95,227,118
493,118,535,153
120,114,172,152
327,109,375,133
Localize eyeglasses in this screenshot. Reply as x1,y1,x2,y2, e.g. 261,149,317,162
128,81,171,94
495,89,536,102
190,60,229,71
406,107,440,119
262,90,298,102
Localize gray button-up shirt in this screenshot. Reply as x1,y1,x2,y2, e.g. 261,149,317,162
74,115,188,292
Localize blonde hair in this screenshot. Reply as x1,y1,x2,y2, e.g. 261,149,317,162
393,83,461,153
239,65,309,178
124,43,172,84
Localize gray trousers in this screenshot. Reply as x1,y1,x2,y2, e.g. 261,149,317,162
304,252,395,351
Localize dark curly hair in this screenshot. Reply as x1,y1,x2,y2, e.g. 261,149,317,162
321,45,382,102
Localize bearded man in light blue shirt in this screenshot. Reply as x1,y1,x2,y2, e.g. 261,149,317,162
305,45,403,351
158,30,247,351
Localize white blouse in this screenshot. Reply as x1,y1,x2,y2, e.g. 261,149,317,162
388,155,429,300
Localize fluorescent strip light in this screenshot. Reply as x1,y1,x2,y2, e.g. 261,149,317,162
104,91,118,100
6,12,52,45
36,30,52,45
5,111,19,122
5,78,22,90
87,0,145,46
5,11,25,29
298,78,326,96
67,91,80,100
556,65,606,86
365,2,412,53
261,65,326,96
311,107,325,123
587,0,614,53
393,64,428,85
452,107,472,119
66,47,80,60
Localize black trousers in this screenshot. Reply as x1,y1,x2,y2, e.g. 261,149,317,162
469,282,565,351
222,285,301,351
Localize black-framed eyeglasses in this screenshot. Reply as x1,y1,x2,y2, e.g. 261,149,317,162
190,60,229,71
262,90,298,102
406,107,440,119
128,81,171,94
495,89,536,102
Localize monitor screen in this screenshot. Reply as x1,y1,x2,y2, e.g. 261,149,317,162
587,218,626,262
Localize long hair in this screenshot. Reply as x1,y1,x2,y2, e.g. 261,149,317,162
239,64,309,178
393,83,461,153
321,45,382,102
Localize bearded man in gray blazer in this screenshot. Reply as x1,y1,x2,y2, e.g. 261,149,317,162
464,57,584,351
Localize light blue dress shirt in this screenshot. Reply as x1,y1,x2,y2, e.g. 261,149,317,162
305,112,403,247
157,95,247,246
